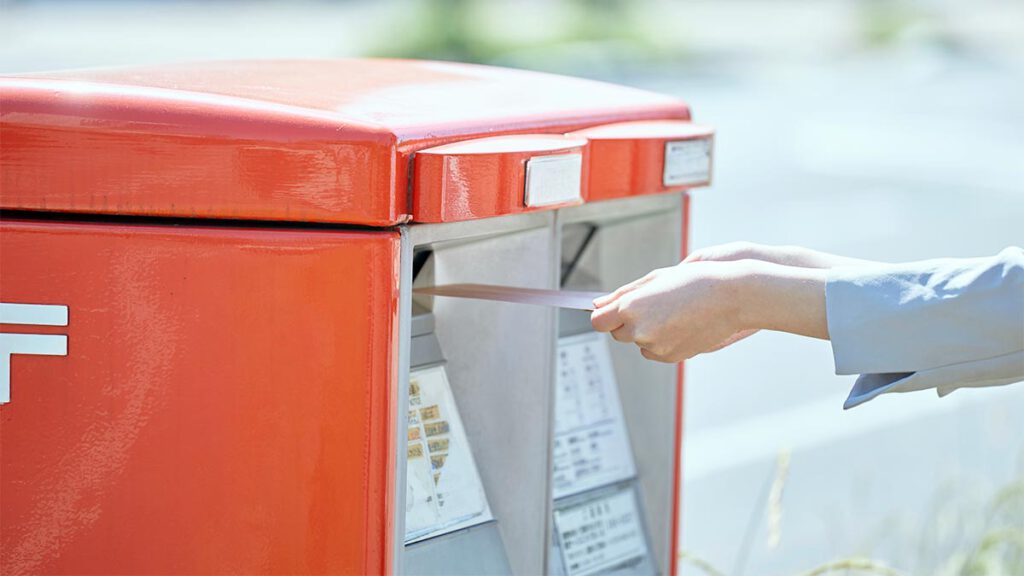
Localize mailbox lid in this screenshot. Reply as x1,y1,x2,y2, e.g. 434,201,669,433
0,59,690,226
568,120,714,201
413,134,591,223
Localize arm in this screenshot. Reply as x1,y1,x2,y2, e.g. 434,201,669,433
590,259,829,362
684,241,877,269
592,244,1024,407
827,247,1024,373
827,246,1024,407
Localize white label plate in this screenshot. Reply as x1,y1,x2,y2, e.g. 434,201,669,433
553,332,636,500
404,365,492,543
663,138,712,186
524,154,583,207
554,488,649,576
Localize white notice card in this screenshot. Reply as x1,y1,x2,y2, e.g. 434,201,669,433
662,138,712,186
553,332,636,500
404,365,492,543
554,488,649,576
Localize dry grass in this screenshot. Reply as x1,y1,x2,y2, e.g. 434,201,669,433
678,475,1024,575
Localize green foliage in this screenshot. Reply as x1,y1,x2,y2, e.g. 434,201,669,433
857,0,925,47
368,0,678,72
375,0,484,62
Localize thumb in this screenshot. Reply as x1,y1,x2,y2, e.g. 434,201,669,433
593,273,655,308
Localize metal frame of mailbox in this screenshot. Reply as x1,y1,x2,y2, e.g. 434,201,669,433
555,194,685,575
406,211,558,575
399,192,685,575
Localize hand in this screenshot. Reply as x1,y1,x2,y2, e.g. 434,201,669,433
684,241,794,265
591,260,829,363
591,261,749,362
678,242,826,347
685,241,874,269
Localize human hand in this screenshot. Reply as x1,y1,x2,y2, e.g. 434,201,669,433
591,260,829,363
590,261,750,362
685,241,873,269
678,243,833,348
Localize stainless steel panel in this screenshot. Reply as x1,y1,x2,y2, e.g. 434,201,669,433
410,211,551,247
405,522,512,576
393,227,414,575
548,482,657,576
557,194,684,575
410,216,558,576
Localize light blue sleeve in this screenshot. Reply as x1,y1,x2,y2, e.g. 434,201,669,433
825,247,1024,409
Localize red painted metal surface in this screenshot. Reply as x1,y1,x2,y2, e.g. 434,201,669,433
414,134,589,222
568,121,713,202
0,60,691,225
0,220,400,575
1,60,707,576
0,79,399,226
670,193,691,576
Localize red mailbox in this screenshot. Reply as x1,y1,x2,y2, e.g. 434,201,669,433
1,59,713,575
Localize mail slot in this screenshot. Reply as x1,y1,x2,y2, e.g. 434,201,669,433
551,193,686,576
0,59,712,575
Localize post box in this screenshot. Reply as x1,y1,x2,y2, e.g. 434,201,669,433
0,59,713,575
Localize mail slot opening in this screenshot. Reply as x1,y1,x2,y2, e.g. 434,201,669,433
550,194,684,576
403,216,558,575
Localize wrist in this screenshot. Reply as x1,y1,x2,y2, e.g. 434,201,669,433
732,260,829,339
756,244,874,269
768,245,835,268
731,260,774,330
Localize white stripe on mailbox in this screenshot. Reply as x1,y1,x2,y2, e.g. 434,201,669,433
0,303,69,326
1,303,70,405
1,333,68,405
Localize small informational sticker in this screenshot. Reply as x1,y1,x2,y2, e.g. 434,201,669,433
552,333,636,500
525,154,583,207
663,138,712,186
554,488,649,576
404,365,492,543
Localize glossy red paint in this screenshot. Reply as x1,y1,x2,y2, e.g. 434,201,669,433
670,194,692,576
0,80,401,226
1,60,708,575
1,60,692,225
414,134,589,222
568,121,714,202
0,220,400,575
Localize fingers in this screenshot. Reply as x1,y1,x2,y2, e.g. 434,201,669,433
590,304,623,333
640,348,659,361
640,347,676,363
610,324,634,343
593,280,641,308
592,272,655,308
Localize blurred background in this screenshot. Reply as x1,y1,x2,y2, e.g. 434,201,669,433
2,0,1022,574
